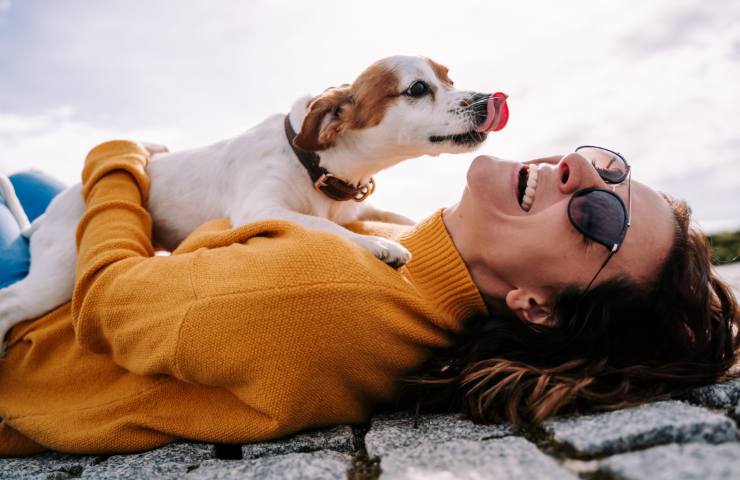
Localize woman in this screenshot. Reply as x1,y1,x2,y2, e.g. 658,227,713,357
0,140,736,456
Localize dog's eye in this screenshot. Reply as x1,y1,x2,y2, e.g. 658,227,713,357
405,81,430,98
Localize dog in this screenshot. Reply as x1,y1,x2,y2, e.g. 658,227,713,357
0,55,508,352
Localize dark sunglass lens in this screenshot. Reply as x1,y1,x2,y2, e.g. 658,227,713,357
578,147,627,183
569,190,628,248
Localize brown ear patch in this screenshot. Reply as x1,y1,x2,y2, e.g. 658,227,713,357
347,63,400,130
294,63,400,151
293,86,352,151
426,58,454,86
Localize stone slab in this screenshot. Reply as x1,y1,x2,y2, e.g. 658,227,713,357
79,442,211,479
598,442,740,480
685,378,740,408
241,425,353,460
379,436,577,480
0,452,102,480
365,412,513,458
543,400,737,457
186,450,351,480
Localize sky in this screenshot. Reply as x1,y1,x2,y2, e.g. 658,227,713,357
0,0,739,233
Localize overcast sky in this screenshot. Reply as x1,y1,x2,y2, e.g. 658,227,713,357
1,0,739,232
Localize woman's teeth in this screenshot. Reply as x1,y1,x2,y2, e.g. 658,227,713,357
521,164,538,211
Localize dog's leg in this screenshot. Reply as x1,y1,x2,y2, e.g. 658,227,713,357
237,208,412,268
0,190,81,357
355,204,416,226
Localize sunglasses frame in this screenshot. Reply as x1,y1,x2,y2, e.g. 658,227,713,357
570,146,632,292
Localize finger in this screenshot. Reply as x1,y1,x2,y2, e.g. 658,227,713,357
139,142,169,155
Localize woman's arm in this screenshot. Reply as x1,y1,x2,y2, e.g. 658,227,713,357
71,140,197,377
70,140,415,387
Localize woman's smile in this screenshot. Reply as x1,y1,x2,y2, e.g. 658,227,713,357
516,163,540,212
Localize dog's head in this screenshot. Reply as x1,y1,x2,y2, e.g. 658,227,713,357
293,55,507,160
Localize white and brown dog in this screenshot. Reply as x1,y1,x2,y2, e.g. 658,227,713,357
0,55,508,350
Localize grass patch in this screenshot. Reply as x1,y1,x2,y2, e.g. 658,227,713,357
708,230,740,265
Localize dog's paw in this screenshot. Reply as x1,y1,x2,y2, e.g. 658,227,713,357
353,235,412,268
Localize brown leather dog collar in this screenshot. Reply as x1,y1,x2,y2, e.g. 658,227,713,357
283,115,375,202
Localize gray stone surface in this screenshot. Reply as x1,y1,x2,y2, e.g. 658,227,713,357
241,425,353,460
598,442,740,480
0,453,102,480
79,442,211,479
379,436,577,480
186,450,351,480
685,377,740,408
5,396,740,478
365,412,513,458
543,400,738,457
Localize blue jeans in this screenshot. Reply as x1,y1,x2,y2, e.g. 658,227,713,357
0,171,65,289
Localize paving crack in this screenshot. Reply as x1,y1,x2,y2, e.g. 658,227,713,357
348,423,381,480
185,463,201,473
519,424,574,458
726,406,740,428
519,424,605,478
575,470,623,480
212,443,244,460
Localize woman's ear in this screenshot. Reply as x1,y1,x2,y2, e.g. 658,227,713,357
505,288,554,326
293,86,353,151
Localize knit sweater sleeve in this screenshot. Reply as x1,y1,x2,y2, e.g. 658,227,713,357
71,140,198,377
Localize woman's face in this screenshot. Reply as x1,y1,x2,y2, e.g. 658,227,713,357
443,151,676,325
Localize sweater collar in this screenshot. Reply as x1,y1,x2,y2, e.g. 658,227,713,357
400,209,488,331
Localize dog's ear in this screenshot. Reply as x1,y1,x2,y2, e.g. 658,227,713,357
294,86,353,151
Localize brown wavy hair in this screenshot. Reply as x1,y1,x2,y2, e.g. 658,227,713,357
401,196,740,425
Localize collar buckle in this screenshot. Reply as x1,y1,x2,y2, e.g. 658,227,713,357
314,173,334,191
352,178,376,202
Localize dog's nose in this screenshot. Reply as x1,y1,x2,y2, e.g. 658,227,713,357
470,93,491,127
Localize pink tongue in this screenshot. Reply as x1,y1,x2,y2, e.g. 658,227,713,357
474,92,509,133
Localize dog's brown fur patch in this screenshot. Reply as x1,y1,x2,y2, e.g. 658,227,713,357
348,62,400,130
293,86,352,151
294,62,400,151
426,58,454,86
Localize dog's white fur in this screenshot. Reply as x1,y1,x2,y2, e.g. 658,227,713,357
0,55,493,350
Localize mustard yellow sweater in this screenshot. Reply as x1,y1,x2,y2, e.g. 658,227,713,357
0,140,486,456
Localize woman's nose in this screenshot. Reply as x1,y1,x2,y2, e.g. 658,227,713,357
557,152,605,195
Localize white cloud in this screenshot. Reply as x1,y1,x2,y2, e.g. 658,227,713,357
1,0,738,231
0,0,10,13
0,109,182,185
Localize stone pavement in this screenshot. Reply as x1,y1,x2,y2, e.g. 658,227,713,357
2,264,740,479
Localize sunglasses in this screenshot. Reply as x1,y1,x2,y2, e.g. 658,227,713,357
568,146,631,292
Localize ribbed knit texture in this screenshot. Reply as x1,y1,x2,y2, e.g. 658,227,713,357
0,140,486,456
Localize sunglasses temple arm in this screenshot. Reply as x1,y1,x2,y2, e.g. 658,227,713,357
627,170,632,227
585,247,617,292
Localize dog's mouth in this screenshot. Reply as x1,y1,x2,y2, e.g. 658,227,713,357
429,130,488,146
